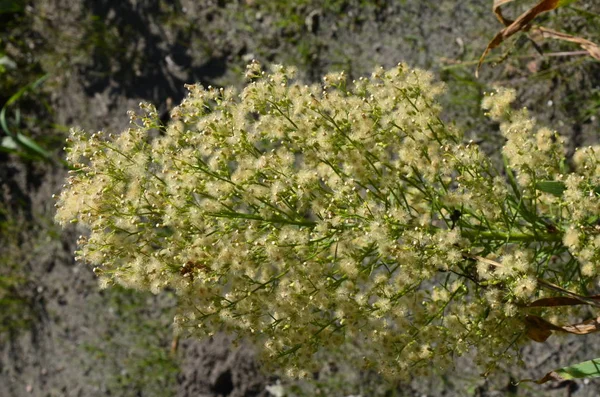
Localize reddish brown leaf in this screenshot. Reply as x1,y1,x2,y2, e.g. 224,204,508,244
535,279,600,308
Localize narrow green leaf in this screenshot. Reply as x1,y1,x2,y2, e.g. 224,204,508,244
0,106,10,135
0,73,52,161
503,156,522,200
4,73,50,107
525,358,600,384
0,131,51,160
535,181,600,197
535,181,567,196
14,132,51,159
0,134,50,161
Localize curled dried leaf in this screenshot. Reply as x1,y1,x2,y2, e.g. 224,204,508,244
524,314,600,343
524,315,563,342
493,0,518,26
562,317,600,335
534,26,600,61
477,0,598,77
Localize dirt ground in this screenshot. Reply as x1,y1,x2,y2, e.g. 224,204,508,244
1,1,600,396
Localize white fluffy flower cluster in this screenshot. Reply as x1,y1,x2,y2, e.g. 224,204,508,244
55,62,599,379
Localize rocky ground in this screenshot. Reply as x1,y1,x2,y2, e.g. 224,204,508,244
1,1,600,396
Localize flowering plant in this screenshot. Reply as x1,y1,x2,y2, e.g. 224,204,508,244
55,61,600,380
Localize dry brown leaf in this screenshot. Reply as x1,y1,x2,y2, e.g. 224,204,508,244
477,0,600,76
524,315,563,342
531,371,565,384
524,314,600,343
562,317,600,335
535,279,600,308
493,0,519,26
478,0,562,76
535,26,600,60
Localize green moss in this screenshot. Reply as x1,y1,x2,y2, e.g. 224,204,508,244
0,208,38,338
81,286,179,397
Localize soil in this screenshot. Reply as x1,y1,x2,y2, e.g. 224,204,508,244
1,1,600,396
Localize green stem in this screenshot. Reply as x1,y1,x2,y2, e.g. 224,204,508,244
206,210,316,227
460,229,562,243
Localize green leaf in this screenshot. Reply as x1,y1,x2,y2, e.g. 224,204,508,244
535,181,567,196
0,132,51,160
0,73,53,161
526,358,600,384
535,181,600,197
14,132,51,159
4,73,50,107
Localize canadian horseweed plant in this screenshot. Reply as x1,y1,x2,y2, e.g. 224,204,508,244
55,62,600,380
